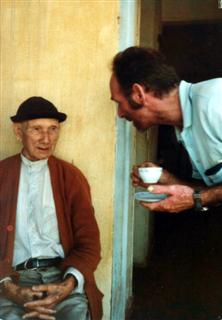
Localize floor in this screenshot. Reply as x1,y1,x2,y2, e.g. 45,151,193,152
129,207,222,320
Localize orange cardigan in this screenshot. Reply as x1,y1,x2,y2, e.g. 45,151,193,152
0,154,103,320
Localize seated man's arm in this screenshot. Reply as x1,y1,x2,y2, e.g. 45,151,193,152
55,163,101,279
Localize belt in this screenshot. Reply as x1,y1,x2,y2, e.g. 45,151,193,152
15,257,62,271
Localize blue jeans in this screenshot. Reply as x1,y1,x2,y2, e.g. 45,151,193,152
0,267,89,320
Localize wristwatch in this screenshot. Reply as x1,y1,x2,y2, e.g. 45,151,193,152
193,188,208,212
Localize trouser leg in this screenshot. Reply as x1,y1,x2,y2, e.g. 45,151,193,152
0,296,25,320
0,295,89,320
56,292,89,320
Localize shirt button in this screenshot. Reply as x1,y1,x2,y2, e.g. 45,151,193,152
6,225,14,232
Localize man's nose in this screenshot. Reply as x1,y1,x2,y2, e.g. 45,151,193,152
40,131,51,143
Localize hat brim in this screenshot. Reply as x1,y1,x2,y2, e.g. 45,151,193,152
10,112,67,123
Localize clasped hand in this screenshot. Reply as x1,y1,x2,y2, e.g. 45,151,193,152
3,275,76,320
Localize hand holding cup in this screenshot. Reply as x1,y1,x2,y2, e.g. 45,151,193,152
138,167,163,184
131,162,163,187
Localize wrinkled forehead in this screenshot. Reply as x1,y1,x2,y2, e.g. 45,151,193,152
23,118,60,128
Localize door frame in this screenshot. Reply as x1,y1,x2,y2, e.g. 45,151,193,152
111,1,139,319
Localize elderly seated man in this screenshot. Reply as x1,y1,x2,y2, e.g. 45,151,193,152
0,97,103,320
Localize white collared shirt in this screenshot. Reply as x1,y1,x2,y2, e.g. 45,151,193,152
13,155,64,265
176,79,222,186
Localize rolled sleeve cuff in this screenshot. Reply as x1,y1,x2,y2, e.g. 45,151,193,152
0,276,12,284
63,267,84,293
0,277,12,293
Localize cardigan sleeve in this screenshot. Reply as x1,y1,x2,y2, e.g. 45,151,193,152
0,155,21,281
49,157,101,282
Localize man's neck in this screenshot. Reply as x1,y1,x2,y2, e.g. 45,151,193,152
20,152,49,164
156,88,183,129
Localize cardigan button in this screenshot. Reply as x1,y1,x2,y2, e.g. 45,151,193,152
6,225,14,232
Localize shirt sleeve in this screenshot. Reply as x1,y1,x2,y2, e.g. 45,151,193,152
0,277,12,293
63,267,84,293
0,276,12,283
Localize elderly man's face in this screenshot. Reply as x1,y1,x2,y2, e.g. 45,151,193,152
13,118,60,161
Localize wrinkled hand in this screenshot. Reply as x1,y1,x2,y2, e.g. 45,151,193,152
2,281,43,305
141,184,194,213
131,162,160,188
2,281,55,320
23,275,76,319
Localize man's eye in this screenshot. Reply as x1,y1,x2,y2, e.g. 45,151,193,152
49,127,59,133
28,127,42,135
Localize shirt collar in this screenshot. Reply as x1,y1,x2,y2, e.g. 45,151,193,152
179,80,193,129
175,80,193,142
21,153,48,171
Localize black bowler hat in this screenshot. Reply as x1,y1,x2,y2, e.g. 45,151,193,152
10,96,67,123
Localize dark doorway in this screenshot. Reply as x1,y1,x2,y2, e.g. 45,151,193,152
159,21,222,82
130,21,222,320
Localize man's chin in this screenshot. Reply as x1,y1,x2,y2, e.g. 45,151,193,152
33,150,53,161
137,127,147,132
133,122,149,132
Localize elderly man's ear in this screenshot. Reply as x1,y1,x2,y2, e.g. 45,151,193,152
12,123,22,141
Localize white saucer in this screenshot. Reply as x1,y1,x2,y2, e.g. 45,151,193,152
135,191,167,203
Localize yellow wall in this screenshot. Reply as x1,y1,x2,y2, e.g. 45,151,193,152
0,1,119,318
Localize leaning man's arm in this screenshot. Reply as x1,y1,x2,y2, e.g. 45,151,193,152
201,184,222,207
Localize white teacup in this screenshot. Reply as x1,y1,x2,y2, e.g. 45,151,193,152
138,167,162,183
